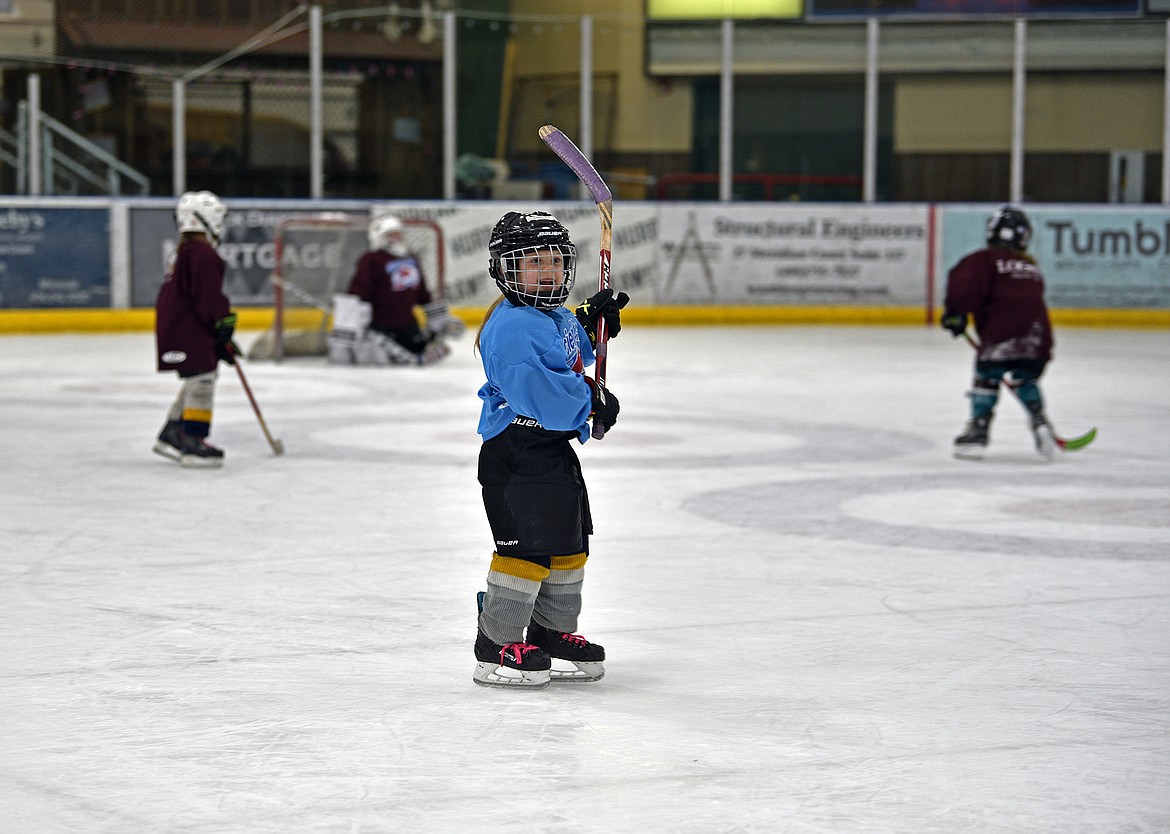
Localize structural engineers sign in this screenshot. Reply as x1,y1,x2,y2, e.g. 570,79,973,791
658,204,929,305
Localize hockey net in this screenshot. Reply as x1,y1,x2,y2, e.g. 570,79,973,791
247,214,446,361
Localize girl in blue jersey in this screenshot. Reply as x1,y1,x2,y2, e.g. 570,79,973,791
472,210,628,689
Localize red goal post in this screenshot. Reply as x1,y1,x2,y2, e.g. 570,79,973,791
253,213,446,361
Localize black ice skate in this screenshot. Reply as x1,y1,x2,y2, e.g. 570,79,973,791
179,433,225,469
152,420,184,462
526,621,606,683
472,630,551,689
953,415,991,460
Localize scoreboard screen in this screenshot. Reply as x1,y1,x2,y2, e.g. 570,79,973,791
647,0,803,18
807,0,1141,16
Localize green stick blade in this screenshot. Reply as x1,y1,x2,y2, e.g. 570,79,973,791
1058,427,1097,451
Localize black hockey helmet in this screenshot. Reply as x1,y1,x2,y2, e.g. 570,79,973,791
986,205,1032,250
488,211,577,310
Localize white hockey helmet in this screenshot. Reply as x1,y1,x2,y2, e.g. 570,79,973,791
368,213,408,256
175,191,228,243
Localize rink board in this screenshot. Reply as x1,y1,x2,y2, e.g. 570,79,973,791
1,305,1168,335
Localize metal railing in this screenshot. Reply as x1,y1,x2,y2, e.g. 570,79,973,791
655,172,864,201
15,100,150,196
0,123,18,178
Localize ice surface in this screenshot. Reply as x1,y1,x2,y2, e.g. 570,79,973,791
1,326,1168,833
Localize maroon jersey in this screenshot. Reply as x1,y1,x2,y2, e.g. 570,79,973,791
944,247,1053,362
347,250,432,331
155,238,230,375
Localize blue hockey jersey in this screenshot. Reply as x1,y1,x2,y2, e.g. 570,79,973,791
477,300,596,443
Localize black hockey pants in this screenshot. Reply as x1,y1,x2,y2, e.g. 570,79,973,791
478,422,593,567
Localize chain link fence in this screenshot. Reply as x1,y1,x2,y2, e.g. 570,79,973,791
4,2,1166,202
0,1,663,200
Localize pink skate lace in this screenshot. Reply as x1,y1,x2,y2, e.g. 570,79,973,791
500,642,541,663
559,632,587,647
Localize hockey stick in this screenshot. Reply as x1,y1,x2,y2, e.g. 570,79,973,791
538,124,613,440
961,331,1096,451
230,349,285,455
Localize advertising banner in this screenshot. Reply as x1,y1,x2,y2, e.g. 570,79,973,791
656,204,929,305
0,207,109,308
940,206,1170,309
7,198,1159,316
130,203,362,308
129,200,660,311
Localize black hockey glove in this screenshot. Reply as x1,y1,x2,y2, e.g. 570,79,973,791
214,312,241,364
940,310,967,338
585,377,620,433
574,289,630,348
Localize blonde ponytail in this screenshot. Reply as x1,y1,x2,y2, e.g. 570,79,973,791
474,295,506,356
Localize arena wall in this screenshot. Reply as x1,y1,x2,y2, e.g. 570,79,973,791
1,198,1167,333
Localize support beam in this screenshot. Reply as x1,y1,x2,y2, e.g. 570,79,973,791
1010,18,1026,204
172,79,186,195
580,15,594,202
310,4,323,199
720,19,733,203
28,74,41,196
444,11,456,200
864,17,879,203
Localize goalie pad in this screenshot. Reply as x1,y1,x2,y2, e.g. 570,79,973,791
332,331,436,367
423,300,466,339
327,332,357,365
327,294,373,365
355,332,418,366
327,292,445,367
419,337,451,366
331,293,372,335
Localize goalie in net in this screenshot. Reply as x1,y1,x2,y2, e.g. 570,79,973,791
334,213,463,365
249,212,463,363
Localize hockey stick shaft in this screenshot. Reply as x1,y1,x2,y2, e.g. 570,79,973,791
231,351,285,455
538,124,613,440
961,331,1096,451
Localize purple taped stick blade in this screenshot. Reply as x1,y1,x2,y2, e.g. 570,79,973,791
538,124,612,204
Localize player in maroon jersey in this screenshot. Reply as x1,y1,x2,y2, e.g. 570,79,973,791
153,191,238,468
941,205,1056,460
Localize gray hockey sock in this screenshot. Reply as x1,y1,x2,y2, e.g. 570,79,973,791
479,561,544,645
532,553,586,633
